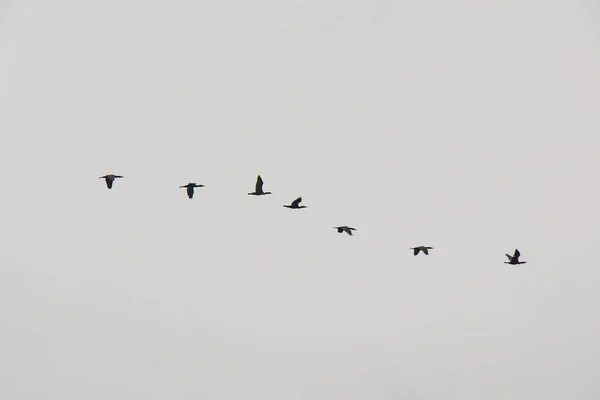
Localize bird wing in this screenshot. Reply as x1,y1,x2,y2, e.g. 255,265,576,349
423,248,429,255
255,175,264,193
413,248,420,256
513,249,520,261
291,197,302,207
505,253,512,260
345,228,353,236
114,175,123,178
106,176,113,189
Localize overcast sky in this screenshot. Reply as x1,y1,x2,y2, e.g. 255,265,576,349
1,1,600,399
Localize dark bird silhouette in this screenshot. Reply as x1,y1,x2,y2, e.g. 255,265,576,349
411,246,433,256
283,197,307,209
505,249,527,265
248,175,272,196
180,183,205,199
99,174,123,189
334,226,356,236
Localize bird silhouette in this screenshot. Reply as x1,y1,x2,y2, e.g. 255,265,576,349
505,249,527,265
180,183,205,199
411,246,433,255
283,197,307,209
334,226,356,235
248,175,272,196
99,174,123,189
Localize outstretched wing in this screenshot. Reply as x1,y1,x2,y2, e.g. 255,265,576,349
513,249,520,262
291,197,302,208
255,175,264,193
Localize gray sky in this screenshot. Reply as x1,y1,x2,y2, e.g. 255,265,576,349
1,1,600,399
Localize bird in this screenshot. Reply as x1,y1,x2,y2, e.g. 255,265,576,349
99,174,123,189
248,175,272,196
411,246,433,255
505,249,527,265
334,226,356,236
283,197,307,209
180,183,205,199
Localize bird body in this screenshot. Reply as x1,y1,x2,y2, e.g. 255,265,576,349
411,246,433,255
284,197,307,209
99,174,123,189
334,226,356,235
505,249,527,264
180,183,205,199
248,175,272,196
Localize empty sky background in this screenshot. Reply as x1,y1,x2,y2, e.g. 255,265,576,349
1,1,600,399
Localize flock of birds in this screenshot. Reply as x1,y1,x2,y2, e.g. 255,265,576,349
99,173,528,265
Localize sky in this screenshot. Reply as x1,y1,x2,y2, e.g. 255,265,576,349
1,1,600,399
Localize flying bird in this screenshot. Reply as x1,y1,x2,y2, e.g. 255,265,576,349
248,175,272,196
180,183,205,199
283,197,307,209
334,226,356,236
99,174,123,189
505,249,527,265
411,246,433,256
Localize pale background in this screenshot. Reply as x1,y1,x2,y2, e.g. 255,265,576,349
1,1,599,399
